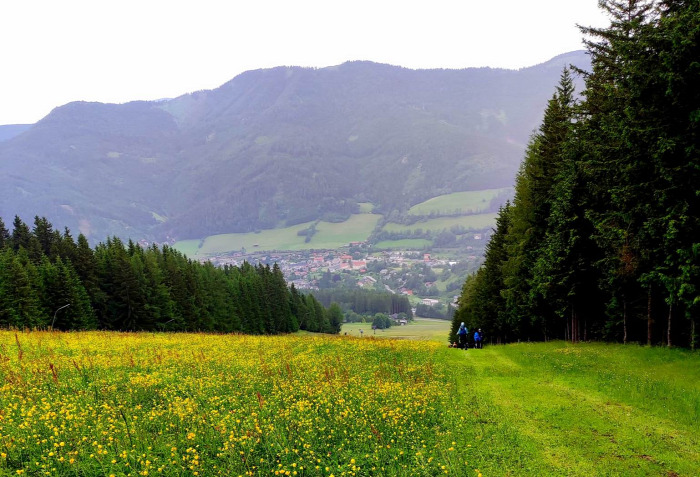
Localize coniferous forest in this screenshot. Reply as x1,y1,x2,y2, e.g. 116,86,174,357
453,0,699,348
0,215,341,334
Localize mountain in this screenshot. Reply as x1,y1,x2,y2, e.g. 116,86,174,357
0,51,590,242
0,124,32,142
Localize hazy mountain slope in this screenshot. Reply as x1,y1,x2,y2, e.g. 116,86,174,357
0,124,32,142
0,51,589,241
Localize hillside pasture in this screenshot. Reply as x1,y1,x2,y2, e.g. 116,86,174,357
357,202,374,213
173,214,381,256
309,213,381,249
180,221,316,256
383,213,498,234
407,188,511,216
171,238,202,258
373,238,433,249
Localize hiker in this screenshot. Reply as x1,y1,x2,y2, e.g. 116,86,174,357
474,329,483,349
456,322,468,349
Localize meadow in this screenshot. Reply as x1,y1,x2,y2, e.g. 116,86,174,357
174,214,381,257
340,318,451,341
172,191,504,258
459,342,700,476
3,327,699,477
0,330,472,477
371,239,432,250
407,188,511,216
382,213,499,234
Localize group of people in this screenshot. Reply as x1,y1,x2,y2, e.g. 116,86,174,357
452,322,482,349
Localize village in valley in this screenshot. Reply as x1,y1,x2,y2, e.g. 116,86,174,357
185,233,491,319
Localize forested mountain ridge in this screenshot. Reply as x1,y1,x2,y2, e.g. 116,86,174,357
0,52,589,242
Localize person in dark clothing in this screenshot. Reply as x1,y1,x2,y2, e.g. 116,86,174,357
474,329,483,349
456,322,468,349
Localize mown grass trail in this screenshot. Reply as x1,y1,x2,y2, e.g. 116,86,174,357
446,342,700,476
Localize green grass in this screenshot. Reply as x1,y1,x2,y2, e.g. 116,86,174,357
446,341,700,476
408,188,510,216
3,331,699,476
310,214,381,248
382,213,498,234
435,275,462,292
184,221,316,255
172,239,202,258
173,214,381,256
358,202,374,213
341,317,451,341
0,331,473,477
373,238,432,249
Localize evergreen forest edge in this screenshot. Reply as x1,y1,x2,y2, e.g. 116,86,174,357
0,215,350,334
451,0,699,349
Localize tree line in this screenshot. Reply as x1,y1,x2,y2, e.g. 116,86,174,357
452,0,698,348
0,215,341,334
312,289,413,318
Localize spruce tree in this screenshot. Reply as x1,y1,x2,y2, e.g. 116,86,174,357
0,249,44,328
0,217,9,249
11,215,32,252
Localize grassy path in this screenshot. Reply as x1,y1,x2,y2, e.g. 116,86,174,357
443,342,700,476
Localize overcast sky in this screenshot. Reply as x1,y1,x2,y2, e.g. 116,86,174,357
0,0,609,125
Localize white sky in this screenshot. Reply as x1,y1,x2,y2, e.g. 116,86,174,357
0,0,609,125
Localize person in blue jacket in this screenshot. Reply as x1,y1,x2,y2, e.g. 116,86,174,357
474,329,483,349
456,322,468,349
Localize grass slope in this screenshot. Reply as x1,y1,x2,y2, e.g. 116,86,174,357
1,327,698,476
311,214,382,249
448,342,700,476
408,188,511,216
174,214,381,256
383,213,499,234
373,238,433,249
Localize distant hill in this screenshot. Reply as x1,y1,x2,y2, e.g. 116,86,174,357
0,124,32,142
0,51,590,242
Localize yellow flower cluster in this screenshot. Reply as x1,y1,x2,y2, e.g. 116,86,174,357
0,331,475,476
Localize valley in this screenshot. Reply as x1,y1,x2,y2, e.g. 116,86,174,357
172,190,506,315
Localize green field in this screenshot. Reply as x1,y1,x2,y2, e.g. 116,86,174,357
341,317,451,340
408,188,510,216
1,330,698,476
171,238,202,257
310,214,382,249
373,238,432,249
0,331,476,477
358,202,374,213
174,214,381,256
383,213,498,234
454,342,700,476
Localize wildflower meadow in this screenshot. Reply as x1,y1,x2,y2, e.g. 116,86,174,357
0,331,476,476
